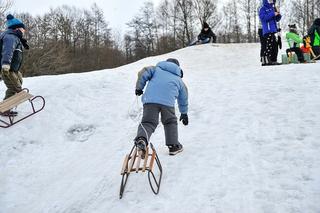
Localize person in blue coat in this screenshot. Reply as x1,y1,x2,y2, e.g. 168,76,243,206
0,14,29,116
134,58,188,156
259,0,282,65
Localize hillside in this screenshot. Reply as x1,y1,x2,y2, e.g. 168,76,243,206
1,43,320,213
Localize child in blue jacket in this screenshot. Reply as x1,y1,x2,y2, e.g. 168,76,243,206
134,58,188,156
259,0,282,65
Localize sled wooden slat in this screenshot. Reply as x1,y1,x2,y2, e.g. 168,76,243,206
128,148,137,173
142,148,149,172
135,154,142,173
121,155,129,175
0,91,33,113
149,151,156,171
119,143,162,199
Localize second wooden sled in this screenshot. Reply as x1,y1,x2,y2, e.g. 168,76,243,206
119,143,162,199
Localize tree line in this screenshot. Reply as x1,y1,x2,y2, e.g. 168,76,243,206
0,0,319,76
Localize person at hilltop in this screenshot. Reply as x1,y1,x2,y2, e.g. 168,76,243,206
189,22,216,46
285,24,305,63
134,58,188,156
0,14,29,116
307,18,320,58
259,0,282,66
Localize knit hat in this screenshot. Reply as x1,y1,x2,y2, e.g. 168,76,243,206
288,24,297,29
166,58,180,66
6,14,25,29
203,22,210,29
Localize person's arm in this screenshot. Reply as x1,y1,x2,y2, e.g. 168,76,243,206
315,27,320,41
177,81,188,114
275,14,282,22
209,30,217,43
135,66,156,91
259,7,275,22
1,34,19,66
286,32,303,44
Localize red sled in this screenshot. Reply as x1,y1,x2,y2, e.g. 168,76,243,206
0,89,45,128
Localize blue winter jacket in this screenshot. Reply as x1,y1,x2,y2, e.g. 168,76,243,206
0,29,24,72
136,61,188,114
259,0,281,36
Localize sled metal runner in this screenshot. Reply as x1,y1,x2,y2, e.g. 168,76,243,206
0,89,45,128
119,143,162,199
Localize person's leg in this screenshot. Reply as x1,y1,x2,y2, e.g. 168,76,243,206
160,105,179,146
260,34,267,64
292,47,305,62
286,48,291,57
2,71,22,100
201,38,210,44
135,103,160,143
270,33,279,62
189,38,199,46
264,33,273,64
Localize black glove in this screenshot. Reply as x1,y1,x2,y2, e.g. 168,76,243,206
135,89,143,96
179,114,188,126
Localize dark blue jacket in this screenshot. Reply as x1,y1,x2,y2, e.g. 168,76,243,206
259,0,281,36
0,29,24,72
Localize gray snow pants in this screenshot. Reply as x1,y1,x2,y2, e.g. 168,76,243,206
136,103,179,146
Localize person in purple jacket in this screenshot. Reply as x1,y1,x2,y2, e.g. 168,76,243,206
259,0,282,65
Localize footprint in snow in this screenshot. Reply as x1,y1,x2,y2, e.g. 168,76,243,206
66,124,96,142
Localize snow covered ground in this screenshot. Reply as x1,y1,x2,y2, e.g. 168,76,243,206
1,43,320,213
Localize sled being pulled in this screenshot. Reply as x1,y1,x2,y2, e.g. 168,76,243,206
119,143,162,199
0,89,45,128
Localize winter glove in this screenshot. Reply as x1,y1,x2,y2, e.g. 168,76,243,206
179,114,188,126
1,64,10,75
135,89,143,96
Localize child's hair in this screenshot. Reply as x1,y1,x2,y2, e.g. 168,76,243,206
288,24,297,33
303,35,310,48
303,36,307,48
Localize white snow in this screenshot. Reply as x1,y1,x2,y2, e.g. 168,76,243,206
1,43,320,213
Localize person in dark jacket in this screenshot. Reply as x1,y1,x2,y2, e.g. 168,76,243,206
0,14,29,114
259,0,282,65
190,22,216,46
307,18,320,58
134,58,188,156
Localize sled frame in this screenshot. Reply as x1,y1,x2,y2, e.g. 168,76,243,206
0,89,45,128
119,143,162,199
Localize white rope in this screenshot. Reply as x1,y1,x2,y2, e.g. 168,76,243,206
127,96,151,144
127,96,142,122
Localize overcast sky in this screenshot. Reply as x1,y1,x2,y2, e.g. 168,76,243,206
11,0,161,33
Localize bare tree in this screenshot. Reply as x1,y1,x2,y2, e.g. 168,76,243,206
0,0,13,28
193,0,219,28
174,0,195,45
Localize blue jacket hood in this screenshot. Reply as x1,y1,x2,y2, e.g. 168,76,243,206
156,61,182,77
263,0,276,7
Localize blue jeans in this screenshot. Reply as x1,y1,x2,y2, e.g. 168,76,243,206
189,38,210,46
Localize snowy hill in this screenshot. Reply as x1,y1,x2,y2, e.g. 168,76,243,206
1,43,320,213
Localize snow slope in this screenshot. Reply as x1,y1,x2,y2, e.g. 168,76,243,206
1,43,320,213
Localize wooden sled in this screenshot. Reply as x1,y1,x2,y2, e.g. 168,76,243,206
0,89,45,128
119,143,162,199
